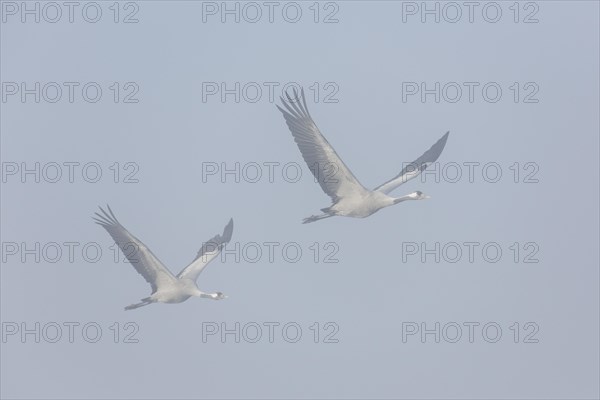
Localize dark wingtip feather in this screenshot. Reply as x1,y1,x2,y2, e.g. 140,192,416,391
279,92,302,119
93,212,111,224
106,204,119,223
222,218,234,243
96,205,121,226
299,87,311,118
92,218,109,226
285,89,294,103
284,87,308,118
435,131,450,153
94,205,121,227
276,104,288,115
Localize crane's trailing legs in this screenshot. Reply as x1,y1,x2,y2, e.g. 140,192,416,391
124,297,154,311
303,214,334,224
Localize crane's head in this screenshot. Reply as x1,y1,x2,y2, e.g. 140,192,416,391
211,292,228,300
408,191,430,200
393,191,430,204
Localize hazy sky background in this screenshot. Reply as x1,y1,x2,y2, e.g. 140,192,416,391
1,1,599,399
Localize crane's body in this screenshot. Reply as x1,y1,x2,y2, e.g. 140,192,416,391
147,279,206,304
321,190,421,218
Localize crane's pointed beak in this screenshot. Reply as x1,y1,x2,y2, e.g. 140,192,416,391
424,195,431,199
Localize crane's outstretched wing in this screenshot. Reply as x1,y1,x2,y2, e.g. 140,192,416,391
177,218,233,283
277,88,369,203
374,131,450,194
93,205,177,293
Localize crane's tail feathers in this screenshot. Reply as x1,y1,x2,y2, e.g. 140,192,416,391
302,214,333,224
124,297,153,311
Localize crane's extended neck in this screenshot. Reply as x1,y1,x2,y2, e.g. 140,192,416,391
199,292,227,300
393,195,413,204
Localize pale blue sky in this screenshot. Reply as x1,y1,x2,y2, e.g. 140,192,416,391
1,1,599,399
